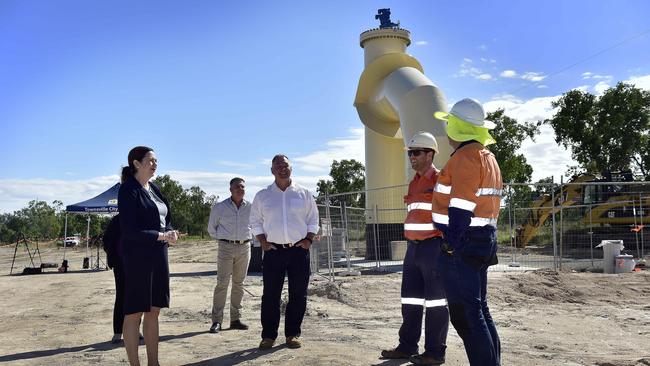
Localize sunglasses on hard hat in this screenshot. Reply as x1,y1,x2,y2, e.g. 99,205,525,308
407,149,432,157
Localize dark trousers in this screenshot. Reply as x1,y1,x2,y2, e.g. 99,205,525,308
398,238,449,358
261,246,310,340
438,231,500,366
112,261,125,334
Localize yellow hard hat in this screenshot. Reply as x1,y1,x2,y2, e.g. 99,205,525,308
434,98,496,146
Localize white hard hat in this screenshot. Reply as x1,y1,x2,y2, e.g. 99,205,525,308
407,131,438,153
434,98,496,129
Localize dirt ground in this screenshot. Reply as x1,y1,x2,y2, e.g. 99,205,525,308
1,241,649,366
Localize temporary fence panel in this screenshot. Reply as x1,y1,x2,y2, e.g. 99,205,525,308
311,181,649,276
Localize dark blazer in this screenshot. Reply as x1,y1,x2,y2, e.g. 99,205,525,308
118,176,172,254
103,214,121,269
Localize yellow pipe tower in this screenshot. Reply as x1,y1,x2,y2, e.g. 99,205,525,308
354,9,450,259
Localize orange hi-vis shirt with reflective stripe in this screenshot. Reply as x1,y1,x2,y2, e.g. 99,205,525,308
404,166,444,241
432,142,502,230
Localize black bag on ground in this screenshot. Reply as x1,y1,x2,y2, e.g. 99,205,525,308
103,214,121,269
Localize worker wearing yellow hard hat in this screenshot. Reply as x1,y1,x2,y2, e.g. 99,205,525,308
432,98,503,366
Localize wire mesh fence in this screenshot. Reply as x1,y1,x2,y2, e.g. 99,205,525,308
6,180,648,277
310,180,650,276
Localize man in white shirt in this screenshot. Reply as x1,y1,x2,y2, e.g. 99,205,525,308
250,154,319,350
207,177,252,334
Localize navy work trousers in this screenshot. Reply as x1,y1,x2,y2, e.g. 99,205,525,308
438,229,500,366
398,237,449,359
261,246,310,340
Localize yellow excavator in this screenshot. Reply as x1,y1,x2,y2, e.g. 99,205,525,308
515,172,650,247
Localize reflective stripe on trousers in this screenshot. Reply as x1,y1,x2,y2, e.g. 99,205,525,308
398,238,449,357
401,297,448,307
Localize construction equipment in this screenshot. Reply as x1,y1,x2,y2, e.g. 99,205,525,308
515,172,650,248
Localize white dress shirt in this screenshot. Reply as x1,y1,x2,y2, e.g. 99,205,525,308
207,198,252,241
250,181,319,244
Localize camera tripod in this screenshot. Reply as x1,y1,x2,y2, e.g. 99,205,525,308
89,235,108,271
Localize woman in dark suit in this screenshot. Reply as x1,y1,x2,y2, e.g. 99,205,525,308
118,146,178,366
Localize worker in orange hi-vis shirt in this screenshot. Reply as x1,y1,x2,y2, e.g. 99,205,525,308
433,98,503,366
381,131,449,366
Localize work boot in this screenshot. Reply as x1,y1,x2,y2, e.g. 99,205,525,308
259,338,275,350
230,319,249,330
285,336,302,349
409,353,445,365
209,322,221,333
380,347,413,359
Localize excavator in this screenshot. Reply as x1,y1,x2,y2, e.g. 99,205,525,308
515,172,650,247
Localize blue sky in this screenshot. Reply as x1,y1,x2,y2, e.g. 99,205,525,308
1,0,649,212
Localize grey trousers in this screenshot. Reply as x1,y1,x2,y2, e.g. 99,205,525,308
211,242,251,324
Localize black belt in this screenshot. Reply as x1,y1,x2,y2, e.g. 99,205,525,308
218,239,251,244
268,242,296,249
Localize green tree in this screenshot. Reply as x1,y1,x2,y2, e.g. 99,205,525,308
317,159,366,207
487,109,540,184
186,186,213,237
532,176,555,197
154,174,190,233
546,82,650,178
11,200,60,240
0,213,18,243
57,213,110,244
640,134,650,180
153,175,215,236
486,109,541,208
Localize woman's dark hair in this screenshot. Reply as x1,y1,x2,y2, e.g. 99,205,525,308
121,146,154,182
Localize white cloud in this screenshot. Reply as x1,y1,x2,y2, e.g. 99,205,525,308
0,129,365,212
485,94,575,182
537,85,548,89
625,74,650,90
582,72,613,93
414,40,428,46
571,85,590,92
217,160,257,169
478,44,487,50
592,74,612,80
292,128,365,172
485,95,558,123
566,74,648,97
500,70,517,78
497,69,548,82
0,175,120,214
582,71,612,82
458,58,494,81
594,81,610,95
521,72,547,82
